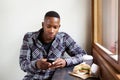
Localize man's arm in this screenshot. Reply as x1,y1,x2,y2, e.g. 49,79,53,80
19,33,38,73
64,33,87,66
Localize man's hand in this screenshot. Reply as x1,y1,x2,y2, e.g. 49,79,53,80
36,59,52,70
50,58,66,69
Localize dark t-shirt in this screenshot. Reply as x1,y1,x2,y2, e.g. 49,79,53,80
38,30,53,54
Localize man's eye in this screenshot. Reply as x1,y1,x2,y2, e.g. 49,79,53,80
54,27,57,29
47,26,51,28
54,26,58,29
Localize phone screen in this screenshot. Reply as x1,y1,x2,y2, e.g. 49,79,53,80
47,59,55,63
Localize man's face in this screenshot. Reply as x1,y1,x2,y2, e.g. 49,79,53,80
42,17,60,41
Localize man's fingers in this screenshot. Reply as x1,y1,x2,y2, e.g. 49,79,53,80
42,58,47,61
53,58,61,64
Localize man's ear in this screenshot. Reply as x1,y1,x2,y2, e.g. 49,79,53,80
42,22,44,28
59,24,61,28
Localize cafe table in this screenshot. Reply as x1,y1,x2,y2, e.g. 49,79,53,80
51,65,100,80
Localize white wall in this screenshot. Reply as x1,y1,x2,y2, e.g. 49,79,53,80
0,0,91,80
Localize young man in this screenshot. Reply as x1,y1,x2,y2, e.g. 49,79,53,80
19,11,87,80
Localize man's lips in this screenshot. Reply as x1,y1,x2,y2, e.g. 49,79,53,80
48,34,54,38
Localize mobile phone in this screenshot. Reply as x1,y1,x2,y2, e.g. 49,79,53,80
47,59,55,63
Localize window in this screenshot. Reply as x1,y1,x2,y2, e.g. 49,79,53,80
92,0,120,72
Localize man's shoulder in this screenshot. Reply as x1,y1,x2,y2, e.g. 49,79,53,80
23,30,39,39
57,32,72,40
57,32,69,37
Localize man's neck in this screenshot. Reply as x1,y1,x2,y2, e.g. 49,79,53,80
42,34,53,44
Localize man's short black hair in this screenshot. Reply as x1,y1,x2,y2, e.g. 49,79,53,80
44,11,60,19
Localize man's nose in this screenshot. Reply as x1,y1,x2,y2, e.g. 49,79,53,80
50,28,54,33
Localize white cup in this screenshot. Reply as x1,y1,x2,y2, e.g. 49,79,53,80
91,63,99,77
83,55,93,65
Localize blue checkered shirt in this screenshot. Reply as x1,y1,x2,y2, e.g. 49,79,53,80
19,29,87,80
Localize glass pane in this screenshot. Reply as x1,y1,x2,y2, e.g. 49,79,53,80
102,0,118,60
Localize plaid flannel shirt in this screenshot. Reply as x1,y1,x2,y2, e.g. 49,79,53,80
19,29,87,80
